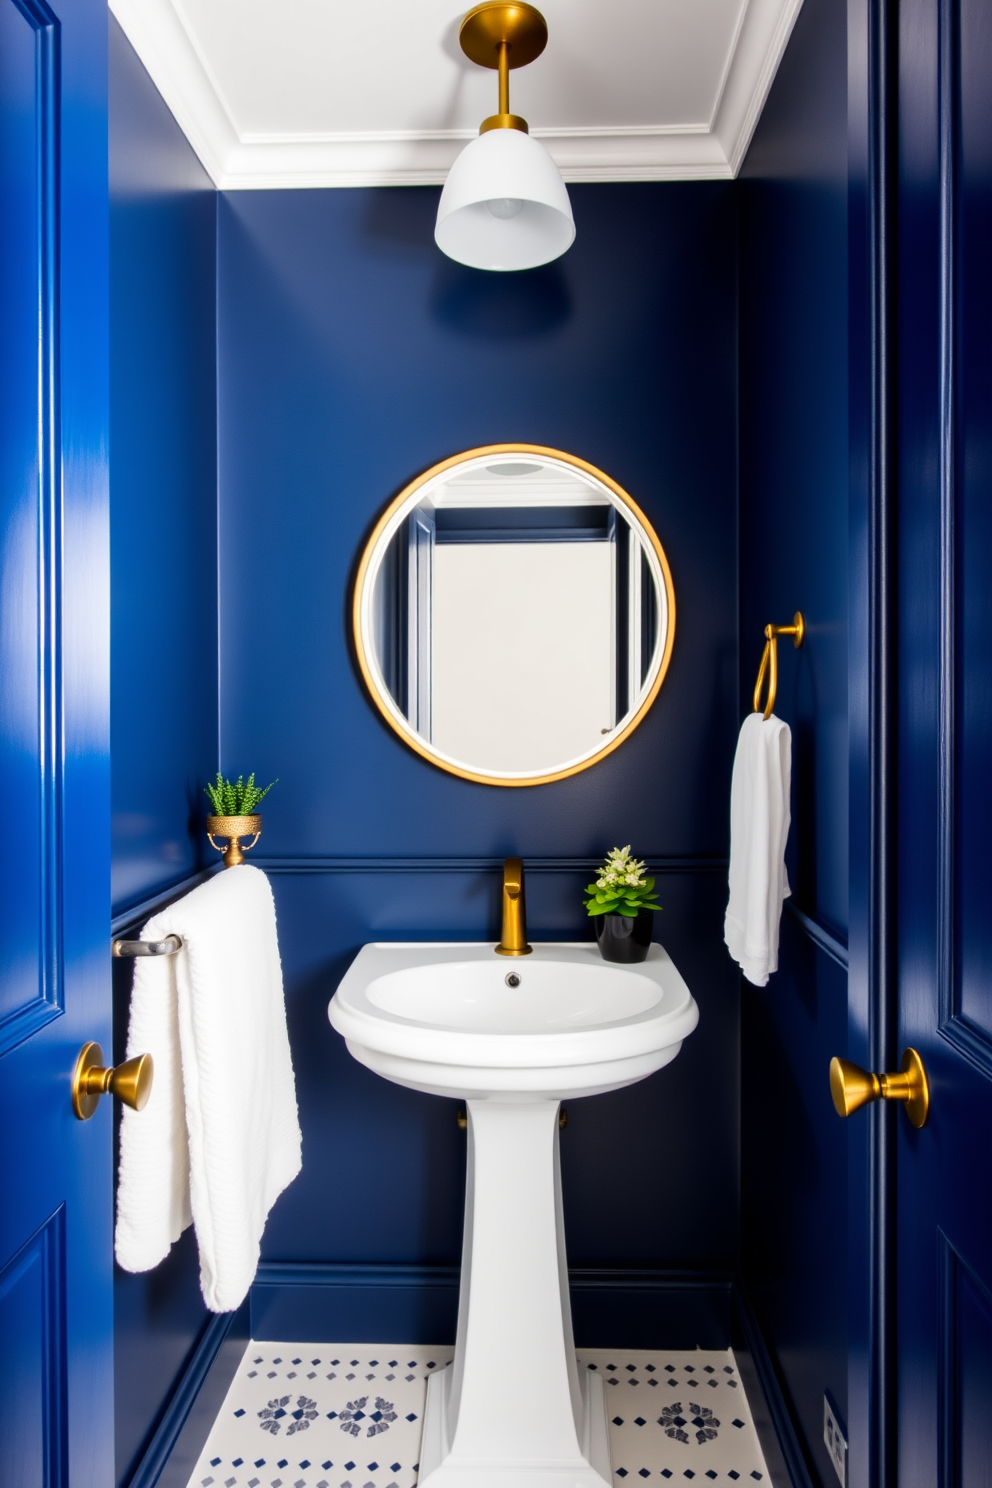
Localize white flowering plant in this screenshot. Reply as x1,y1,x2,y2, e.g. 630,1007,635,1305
584,846,661,918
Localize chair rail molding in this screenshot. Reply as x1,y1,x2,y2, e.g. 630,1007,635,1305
252,855,728,875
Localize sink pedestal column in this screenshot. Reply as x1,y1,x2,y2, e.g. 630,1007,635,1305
419,1099,611,1488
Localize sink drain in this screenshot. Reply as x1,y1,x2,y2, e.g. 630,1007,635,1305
505,972,521,988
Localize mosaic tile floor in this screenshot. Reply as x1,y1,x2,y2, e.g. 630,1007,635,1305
187,1344,771,1488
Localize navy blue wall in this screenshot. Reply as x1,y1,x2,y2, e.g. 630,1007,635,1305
109,14,217,917
216,183,742,1273
738,0,850,1479
109,17,218,1485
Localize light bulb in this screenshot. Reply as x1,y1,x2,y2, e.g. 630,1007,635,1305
486,197,524,220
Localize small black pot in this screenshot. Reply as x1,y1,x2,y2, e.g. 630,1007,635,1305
594,911,654,963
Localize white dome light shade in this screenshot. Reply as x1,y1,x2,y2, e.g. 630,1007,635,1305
435,128,575,272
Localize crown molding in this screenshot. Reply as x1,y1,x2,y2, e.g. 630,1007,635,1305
109,0,236,183
712,0,805,174
109,0,803,189
213,128,734,190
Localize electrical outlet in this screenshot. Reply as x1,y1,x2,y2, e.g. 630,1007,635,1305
823,1394,848,1486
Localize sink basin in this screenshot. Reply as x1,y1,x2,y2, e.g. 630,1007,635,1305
329,941,698,1099
328,941,699,1488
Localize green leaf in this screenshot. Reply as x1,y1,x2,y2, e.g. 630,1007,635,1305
206,772,278,817
583,848,660,917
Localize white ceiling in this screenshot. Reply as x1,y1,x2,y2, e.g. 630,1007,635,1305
109,0,804,189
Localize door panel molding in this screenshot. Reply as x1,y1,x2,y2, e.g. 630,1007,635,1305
935,0,959,1066
935,0,992,1081
0,1207,67,1487
0,0,63,1060
938,1230,992,1488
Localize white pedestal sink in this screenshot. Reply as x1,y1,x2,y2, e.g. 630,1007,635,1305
329,942,698,1488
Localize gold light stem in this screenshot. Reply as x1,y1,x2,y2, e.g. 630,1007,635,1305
462,2,544,133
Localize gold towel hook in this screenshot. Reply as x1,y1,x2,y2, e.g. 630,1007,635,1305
753,612,805,719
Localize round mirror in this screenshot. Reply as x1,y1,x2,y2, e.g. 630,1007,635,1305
353,445,675,786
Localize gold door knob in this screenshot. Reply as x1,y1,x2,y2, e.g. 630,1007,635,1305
829,1047,929,1128
71,1042,154,1121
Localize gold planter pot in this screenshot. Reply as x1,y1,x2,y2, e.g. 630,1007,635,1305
206,814,262,868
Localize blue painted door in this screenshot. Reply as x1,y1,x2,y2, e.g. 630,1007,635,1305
895,0,992,1477
0,0,111,1481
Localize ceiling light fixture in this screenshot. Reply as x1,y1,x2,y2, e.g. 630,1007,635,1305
435,2,575,273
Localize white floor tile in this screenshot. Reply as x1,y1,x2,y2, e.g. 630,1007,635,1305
187,1343,771,1488
577,1348,771,1484
187,1346,452,1488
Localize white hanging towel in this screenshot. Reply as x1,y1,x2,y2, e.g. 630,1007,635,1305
115,865,302,1312
724,711,792,987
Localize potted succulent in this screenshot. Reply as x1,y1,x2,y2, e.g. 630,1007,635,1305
584,846,661,963
205,772,277,867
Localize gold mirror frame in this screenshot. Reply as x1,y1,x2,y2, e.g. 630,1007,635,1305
353,444,676,787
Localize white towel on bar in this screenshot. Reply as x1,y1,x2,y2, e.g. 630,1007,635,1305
115,865,302,1312
724,711,792,987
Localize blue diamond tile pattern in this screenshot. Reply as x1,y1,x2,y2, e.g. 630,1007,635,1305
187,1346,450,1488
188,1344,769,1488
576,1350,771,1486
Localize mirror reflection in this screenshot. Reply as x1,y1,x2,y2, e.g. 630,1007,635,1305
355,448,675,785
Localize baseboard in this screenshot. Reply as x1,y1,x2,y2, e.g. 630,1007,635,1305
250,1261,736,1349
569,1267,734,1350
251,1262,462,1347
732,1281,817,1488
123,1299,249,1488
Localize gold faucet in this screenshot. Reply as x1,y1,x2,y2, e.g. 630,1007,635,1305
495,857,532,956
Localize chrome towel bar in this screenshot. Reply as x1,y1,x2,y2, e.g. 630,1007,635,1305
112,935,183,958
